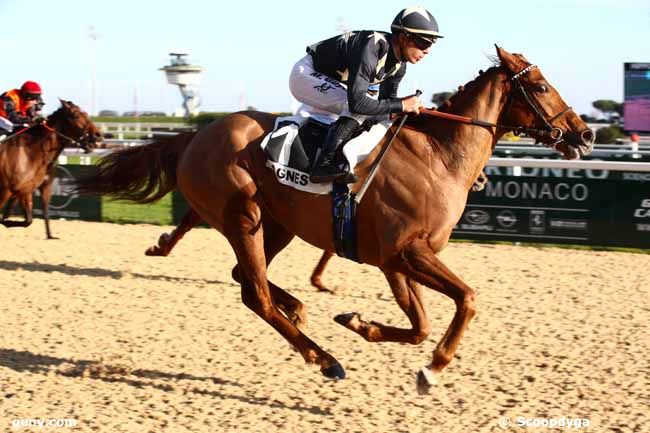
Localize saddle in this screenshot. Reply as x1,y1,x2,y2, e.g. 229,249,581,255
261,115,392,194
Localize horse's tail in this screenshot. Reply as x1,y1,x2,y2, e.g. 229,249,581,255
75,131,196,203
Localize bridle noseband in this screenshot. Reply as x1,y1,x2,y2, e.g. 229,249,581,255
507,64,574,148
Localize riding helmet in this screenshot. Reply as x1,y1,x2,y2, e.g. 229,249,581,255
391,6,443,40
20,81,43,99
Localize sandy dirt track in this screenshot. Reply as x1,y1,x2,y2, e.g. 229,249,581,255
1,220,649,433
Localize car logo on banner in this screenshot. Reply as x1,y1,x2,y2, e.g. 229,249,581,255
464,209,490,225
530,210,546,234
497,210,517,228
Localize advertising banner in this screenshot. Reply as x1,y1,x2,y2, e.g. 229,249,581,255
32,165,102,221
454,164,650,248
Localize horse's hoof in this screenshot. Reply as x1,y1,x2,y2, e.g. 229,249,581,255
145,247,163,256
322,362,346,380
416,367,438,395
334,312,358,326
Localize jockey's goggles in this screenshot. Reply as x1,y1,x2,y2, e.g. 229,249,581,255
409,34,436,50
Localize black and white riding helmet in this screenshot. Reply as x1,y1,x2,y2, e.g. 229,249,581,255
391,6,443,41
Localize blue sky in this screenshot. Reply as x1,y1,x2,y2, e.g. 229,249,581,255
1,0,648,116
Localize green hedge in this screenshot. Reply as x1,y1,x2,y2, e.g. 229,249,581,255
101,194,174,225
595,125,626,144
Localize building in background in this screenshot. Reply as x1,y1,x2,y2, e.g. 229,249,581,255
159,52,204,118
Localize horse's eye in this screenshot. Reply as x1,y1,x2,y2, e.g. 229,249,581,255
536,84,548,93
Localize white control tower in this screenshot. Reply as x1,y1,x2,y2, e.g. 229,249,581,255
159,52,204,118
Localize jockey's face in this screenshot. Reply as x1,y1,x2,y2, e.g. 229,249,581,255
398,33,434,64
23,95,41,111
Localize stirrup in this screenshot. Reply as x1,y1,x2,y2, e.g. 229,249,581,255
337,171,359,184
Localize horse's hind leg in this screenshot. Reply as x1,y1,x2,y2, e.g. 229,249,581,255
2,196,17,221
311,251,335,292
388,237,476,394
145,208,201,256
224,196,344,379
232,214,306,330
1,194,33,228
0,190,11,225
334,270,432,344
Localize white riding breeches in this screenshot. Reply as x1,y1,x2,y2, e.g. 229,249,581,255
289,54,369,125
0,116,13,133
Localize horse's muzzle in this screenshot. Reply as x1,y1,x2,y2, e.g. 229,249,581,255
560,128,595,158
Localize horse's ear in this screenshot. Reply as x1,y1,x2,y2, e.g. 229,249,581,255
495,45,525,75
59,98,69,108
495,45,510,65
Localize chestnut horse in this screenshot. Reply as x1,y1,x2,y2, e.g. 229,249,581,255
0,100,101,238
75,47,593,393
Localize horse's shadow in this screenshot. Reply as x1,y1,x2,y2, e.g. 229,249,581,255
0,348,331,415
0,260,238,287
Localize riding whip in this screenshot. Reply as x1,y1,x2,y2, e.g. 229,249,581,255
354,90,422,205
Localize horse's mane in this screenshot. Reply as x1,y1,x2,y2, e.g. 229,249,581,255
405,64,504,171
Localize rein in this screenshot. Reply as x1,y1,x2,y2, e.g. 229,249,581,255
419,64,574,147
41,121,88,148
1,121,87,149
1,124,40,141
353,64,576,206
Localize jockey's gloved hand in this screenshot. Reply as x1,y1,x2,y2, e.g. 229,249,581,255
401,94,425,115
34,116,46,125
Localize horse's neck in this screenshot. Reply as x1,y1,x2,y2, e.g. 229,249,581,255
45,112,68,153
33,119,65,160
435,68,509,186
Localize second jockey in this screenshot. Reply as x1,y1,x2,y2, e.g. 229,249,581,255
0,80,45,137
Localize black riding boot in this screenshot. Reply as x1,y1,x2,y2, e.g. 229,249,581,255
309,116,359,184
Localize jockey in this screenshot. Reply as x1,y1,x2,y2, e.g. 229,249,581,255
289,7,442,183
0,81,45,137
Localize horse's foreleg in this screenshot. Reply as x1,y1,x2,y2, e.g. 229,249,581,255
225,196,343,379
310,251,334,292
145,208,201,256
389,237,476,394
334,270,432,344
39,178,56,239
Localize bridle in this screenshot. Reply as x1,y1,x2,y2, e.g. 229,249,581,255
417,63,581,149
43,108,98,152
41,121,91,150
506,64,574,148
355,63,587,206
1,108,97,152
